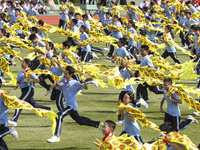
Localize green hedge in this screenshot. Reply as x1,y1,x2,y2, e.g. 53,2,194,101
43,0,81,5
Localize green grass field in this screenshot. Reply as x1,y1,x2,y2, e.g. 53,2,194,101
2,32,200,150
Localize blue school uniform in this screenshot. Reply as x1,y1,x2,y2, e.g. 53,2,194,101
163,91,181,116
111,21,123,39
127,28,137,47
140,55,154,67
144,23,155,41
39,29,47,39
94,9,105,22
0,90,8,125
28,8,39,16
120,68,134,92
190,6,197,13
84,20,90,30
56,78,83,110
164,6,173,21
166,33,176,53
76,20,84,27
23,6,29,14
113,46,129,58
179,16,187,26
123,103,141,136
184,18,199,34
128,9,138,21
61,9,69,21
72,26,79,44
50,66,63,77
80,32,91,52
17,69,38,89
8,9,15,23
33,40,45,48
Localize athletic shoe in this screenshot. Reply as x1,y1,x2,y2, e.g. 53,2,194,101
139,98,148,110
196,88,200,92
183,45,188,49
193,112,200,117
91,80,98,87
106,56,112,60
10,127,18,140
116,120,124,125
0,76,6,83
8,120,17,126
47,136,60,143
103,47,109,51
98,122,104,130
45,89,52,96
187,115,198,124
146,100,150,103
92,52,98,59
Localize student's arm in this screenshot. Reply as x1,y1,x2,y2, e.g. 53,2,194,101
50,82,64,89
160,98,166,113
167,94,182,104
126,66,135,77
119,110,135,121
83,80,88,90
14,81,20,90
126,55,131,59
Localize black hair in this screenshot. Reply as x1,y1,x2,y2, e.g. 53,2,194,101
80,25,87,31
0,29,10,38
145,16,151,21
62,40,71,48
15,8,20,12
165,25,174,39
130,1,135,5
186,11,191,15
129,20,136,29
141,45,149,51
105,120,116,131
191,24,196,30
119,38,126,46
82,14,88,20
110,1,115,4
48,42,54,49
106,12,111,15
75,13,81,16
97,2,101,6
163,78,172,84
11,4,15,9
68,11,74,16
139,29,146,36
185,1,191,5
159,122,175,133
31,27,39,33
38,19,44,26
150,1,155,6
125,92,136,105
23,58,32,67
66,66,75,75
195,26,200,31
143,6,148,12
71,19,77,25
113,15,119,19
30,2,36,6
29,34,37,40
20,1,25,5
118,18,124,25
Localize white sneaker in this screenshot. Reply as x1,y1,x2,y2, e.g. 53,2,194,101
103,47,109,51
45,89,52,96
10,127,18,140
0,76,6,83
8,120,17,126
183,45,188,49
139,98,148,109
196,88,200,92
47,136,60,143
91,80,98,87
193,112,200,117
92,52,98,59
106,56,112,60
187,115,198,124
146,100,150,103
116,120,124,125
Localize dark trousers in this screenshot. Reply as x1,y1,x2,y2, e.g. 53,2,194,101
78,51,92,62
91,46,103,54
58,19,66,30
11,87,51,122
136,82,163,101
51,89,64,111
126,45,139,62
184,32,191,46
80,0,86,4
101,0,107,6
107,42,117,57
67,37,77,46
161,50,182,64
119,131,143,144
54,106,100,136
39,74,54,91
0,125,10,150
179,31,186,46
164,113,193,131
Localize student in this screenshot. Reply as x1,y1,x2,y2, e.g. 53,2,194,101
178,11,187,48
103,12,112,50
39,42,55,96
37,20,47,39
107,15,123,59
29,33,45,49
47,66,102,143
20,1,29,14
75,13,84,28
79,25,92,62
8,59,51,126
161,25,182,64
127,1,139,22
111,38,131,63
144,16,155,42
93,3,106,23
160,78,198,131
0,89,18,150
28,2,39,17
59,0,68,30
118,92,143,144
31,27,42,40
101,120,116,141
68,19,79,46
